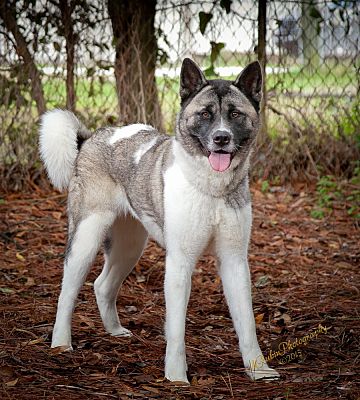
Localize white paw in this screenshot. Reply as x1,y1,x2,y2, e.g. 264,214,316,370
50,344,73,354
246,365,280,381
165,372,189,385
165,346,188,383
165,355,188,384
51,336,72,350
110,326,133,337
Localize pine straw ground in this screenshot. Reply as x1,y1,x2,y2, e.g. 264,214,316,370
0,183,359,400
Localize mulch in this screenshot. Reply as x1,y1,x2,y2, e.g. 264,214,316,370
0,182,359,399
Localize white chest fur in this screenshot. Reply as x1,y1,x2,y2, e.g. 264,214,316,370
163,141,252,257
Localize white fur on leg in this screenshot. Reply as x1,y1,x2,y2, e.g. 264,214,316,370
219,258,279,380
216,203,280,381
94,215,148,337
164,254,192,384
94,253,133,338
163,162,213,383
51,212,114,349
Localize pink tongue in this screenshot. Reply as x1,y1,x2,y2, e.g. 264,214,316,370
208,152,231,172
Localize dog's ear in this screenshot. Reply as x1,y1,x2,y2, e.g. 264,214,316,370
233,61,262,112
180,58,207,102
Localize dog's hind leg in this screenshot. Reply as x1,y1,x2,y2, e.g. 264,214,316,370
51,211,115,349
94,215,148,337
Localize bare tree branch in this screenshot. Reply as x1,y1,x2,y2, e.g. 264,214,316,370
0,0,46,116
58,0,76,110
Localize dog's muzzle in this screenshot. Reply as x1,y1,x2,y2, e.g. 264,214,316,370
207,130,233,172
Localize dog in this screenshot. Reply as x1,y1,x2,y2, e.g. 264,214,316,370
39,58,279,383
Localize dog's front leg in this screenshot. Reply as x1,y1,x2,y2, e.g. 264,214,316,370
216,204,280,381
218,254,279,380
164,251,194,384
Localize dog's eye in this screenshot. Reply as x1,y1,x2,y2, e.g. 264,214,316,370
201,111,211,119
230,111,241,119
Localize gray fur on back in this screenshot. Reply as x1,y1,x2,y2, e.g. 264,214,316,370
62,60,263,247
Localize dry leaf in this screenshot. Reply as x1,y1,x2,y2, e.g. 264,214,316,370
16,252,25,261
255,313,265,324
28,337,45,345
25,277,35,286
52,211,62,220
5,378,18,387
281,313,291,324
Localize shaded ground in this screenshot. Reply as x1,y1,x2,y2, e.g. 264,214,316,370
0,183,359,399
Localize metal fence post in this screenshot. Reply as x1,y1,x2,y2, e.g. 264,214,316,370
258,0,267,140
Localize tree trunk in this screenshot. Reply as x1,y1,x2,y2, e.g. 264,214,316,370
0,0,46,116
257,0,267,141
107,0,163,130
58,0,76,111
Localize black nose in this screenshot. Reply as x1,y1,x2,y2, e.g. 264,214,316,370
213,131,231,147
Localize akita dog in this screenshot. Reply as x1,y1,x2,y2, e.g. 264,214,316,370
39,58,279,383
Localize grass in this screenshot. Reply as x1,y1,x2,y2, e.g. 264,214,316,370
1,60,359,189
266,94,360,140
4,61,359,138
42,60,358,104
43,76,118,111
2,62,358,155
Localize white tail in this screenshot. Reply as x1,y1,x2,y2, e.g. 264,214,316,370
39,109,91,190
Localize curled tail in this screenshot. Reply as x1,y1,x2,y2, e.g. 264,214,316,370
39,109,92,190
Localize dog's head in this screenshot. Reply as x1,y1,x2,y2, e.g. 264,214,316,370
176,58,262,173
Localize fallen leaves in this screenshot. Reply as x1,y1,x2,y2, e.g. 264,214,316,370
0,186,359,399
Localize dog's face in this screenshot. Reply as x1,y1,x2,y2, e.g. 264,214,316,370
176,58,262,172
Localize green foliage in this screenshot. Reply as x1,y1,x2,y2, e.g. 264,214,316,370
311,175,341,219
198,3,233,77
316,175,340,207
204,42,225,77
311,167,360,219
261,180,270,193
310,208,326,219
337,99,360,139
198,11,212,35
220,0,232,14
346,164,360,218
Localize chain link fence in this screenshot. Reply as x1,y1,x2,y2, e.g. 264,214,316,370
1,0,359,189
